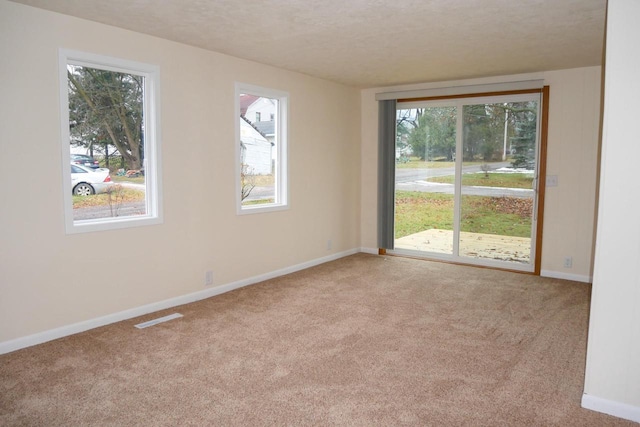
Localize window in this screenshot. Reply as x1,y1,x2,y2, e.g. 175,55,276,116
59,49,161,233
236,83,288,213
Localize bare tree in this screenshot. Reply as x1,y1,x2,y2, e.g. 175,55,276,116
68,65,144,170
240,164,256,201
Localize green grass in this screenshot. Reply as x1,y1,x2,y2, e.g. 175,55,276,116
242,198,275,206
428,172,533,189
72,186,144,209
111,175,145,184
394,191,532,239
395,192,455,238
459,196,532,237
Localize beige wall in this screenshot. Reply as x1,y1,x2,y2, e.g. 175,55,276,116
0,1,361,343
584,0,640,419
360,67,602,281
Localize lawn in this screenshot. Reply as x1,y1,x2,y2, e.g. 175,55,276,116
427,172,533,189
243,198,275,206
394,191,532,239
111,175,145,184
72,186,145,209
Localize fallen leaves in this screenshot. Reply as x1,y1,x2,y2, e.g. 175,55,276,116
472,197,533,218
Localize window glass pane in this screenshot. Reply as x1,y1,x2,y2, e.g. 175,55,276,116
459,101,537,264
67,64,147,222
393,95,539,271
394,106,457,254
239,93,278,207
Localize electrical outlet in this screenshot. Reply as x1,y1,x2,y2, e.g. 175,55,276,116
327,239,332,251
546,175,558,187
563,257,573,268
205,270,214,286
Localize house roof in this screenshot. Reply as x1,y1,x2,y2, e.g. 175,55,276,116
239,94,260,116
254,121,275,137
11,0,606,88
240,115,270,141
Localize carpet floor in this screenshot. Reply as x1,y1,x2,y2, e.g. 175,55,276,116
0,253,634,426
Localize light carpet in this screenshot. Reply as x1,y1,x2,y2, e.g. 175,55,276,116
0,254,633,426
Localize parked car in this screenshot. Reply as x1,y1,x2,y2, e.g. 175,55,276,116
71,164,114,196
71,154,99,169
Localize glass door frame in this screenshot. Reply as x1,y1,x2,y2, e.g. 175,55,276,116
389,88,549,274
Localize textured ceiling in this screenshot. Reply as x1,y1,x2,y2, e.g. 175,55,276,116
10,0,606,88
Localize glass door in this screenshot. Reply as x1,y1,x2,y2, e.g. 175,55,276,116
393,94,541,272
395,105,457,256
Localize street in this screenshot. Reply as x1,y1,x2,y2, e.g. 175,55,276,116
395,162,512,183
395,162,534,199
396,180,533,198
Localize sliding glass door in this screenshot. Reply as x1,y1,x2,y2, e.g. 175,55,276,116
393,93,541,271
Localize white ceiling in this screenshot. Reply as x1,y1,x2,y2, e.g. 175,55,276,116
11,0,606,88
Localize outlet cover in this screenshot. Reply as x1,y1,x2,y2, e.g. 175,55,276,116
205,270,214,286
563,257,573,268
546,175,558,187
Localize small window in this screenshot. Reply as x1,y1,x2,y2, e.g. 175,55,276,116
59,49,162,233
236,83,288,213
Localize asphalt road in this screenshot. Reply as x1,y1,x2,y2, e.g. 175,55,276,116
395,162,511,183
395,162,534,199
73,200,146,221
396,180,533,199
73,164,532,220
244,185,275,201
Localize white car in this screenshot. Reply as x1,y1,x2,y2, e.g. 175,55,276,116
71,164,115,196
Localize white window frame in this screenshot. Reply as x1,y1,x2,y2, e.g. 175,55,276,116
59,49,162,234
235,83,289,214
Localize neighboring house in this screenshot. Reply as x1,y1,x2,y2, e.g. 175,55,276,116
240,116,272,175
245,97,276,125
395,134,412,160
253,120,275,144
245,96,276,144
240,93,276,174
239,94,259,117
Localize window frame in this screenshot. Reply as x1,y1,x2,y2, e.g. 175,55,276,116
59,49,162,234
235,83,289,215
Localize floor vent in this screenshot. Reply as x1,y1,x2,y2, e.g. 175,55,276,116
134,313,183,329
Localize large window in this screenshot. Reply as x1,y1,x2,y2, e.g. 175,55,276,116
59,50,161,233
236,83,288,213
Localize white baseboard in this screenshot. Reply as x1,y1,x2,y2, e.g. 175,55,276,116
0,248,361,355
582,393,640,423
540,269,592,283
359,247,380,255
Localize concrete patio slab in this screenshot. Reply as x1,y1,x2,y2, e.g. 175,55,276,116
395,229,531,263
